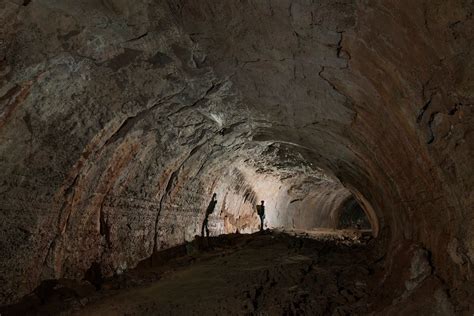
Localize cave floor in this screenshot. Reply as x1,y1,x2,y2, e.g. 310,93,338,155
2,229,459,315
77,230,377,315
5,230,386,315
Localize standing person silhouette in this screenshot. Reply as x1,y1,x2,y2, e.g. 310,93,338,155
256,200,265,232
201,193,217,237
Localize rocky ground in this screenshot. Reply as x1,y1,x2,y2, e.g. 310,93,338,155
1,229,429,316
1,228,468,315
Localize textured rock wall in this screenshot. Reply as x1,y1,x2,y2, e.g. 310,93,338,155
339,0,474,291
0,0,472,306
0,0,246,302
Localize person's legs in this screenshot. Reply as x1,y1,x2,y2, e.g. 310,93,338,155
260,215,263,231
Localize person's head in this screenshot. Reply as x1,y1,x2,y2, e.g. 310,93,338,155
261,200,264,205
212,193,217,200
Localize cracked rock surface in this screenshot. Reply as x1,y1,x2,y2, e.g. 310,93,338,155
0,0,473,312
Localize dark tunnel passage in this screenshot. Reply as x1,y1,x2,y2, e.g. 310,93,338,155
0,0,473,314
336,196,372,230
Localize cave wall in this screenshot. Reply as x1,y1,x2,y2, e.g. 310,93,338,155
0,0,244,303
0,0,472,306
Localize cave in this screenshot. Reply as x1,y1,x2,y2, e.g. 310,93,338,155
0,0,473,315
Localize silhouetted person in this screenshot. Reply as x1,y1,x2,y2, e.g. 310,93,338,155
256,200,265,231
201,193,217,237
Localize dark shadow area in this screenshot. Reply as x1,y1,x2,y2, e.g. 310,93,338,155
337,197,372,230
0,278,96,316
84,262,103,290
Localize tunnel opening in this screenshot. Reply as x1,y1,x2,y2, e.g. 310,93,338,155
336,196,372,231
196,140,379,244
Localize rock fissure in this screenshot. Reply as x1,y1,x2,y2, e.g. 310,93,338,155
426,111,440,144
416,98,432,124
124,32,149,43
